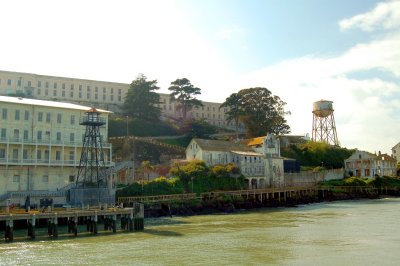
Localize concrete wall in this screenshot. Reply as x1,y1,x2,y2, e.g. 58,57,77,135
284,169,344,187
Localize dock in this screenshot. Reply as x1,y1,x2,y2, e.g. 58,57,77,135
0,204,144,242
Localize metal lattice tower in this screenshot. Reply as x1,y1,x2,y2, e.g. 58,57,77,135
75,108,108,188
311,100,340,146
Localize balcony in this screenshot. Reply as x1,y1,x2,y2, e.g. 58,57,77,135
0,158,114,167
0,137,111,148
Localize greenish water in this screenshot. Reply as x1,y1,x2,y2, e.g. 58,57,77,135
1,198,400,265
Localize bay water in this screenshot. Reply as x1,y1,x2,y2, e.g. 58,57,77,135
1,198,400,265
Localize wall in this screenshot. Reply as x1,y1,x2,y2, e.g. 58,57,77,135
284,169,344,187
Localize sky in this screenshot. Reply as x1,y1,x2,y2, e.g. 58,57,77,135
1,0,399,154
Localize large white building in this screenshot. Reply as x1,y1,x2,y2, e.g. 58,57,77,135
344,150,396,178
186,135,284,188
0,96,113,206
0,70,235,129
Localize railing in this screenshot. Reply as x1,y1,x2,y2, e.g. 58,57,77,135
118,193,197,204
0,190,66,202
0,159,114,167
0,138,111,148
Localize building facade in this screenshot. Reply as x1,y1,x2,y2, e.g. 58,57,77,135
186,135,284,189
391,142,400,164
0,96,113,206
0,70,235,129
344,150,396,178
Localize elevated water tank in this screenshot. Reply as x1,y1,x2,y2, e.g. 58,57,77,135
312,100,333,118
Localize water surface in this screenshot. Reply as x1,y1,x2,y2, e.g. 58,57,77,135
1,198,400,265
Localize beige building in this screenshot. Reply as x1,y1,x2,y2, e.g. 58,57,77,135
391,142,400,164
186,135,284,189
0,70,236,129
344,150,396,178
0,96,113,206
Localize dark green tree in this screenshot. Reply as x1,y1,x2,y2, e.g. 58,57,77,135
222,87,290,137
123,74,161,121
168,78,203,120
219,93,243,136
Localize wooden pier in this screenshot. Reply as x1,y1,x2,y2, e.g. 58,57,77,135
118,186,399,206
0,204,144,242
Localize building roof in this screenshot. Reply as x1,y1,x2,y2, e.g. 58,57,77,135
380,153,396,162
192,138,253,153
246,136,265,146
231,150,263,156
0,95,111,113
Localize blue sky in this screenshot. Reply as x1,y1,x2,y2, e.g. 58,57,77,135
0,0,399,154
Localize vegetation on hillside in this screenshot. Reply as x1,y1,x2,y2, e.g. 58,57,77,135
117,160,244,197
281,141,354,169
319,176,400,188
108,116,178,137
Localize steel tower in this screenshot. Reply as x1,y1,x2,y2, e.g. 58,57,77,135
311,100,340,146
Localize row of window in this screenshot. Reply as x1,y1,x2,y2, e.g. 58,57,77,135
0,148,74,161
35,88,122,102
1,109,79,125
1,78,122,94
243,166,265,175
11,174,75,183
0,128,78,142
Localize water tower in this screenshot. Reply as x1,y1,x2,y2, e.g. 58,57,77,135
311,100,339,146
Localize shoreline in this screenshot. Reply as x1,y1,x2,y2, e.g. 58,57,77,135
144,188,394,218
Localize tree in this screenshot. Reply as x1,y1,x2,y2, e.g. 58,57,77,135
168,78,203,120
141,160,154,182
219,93,243,137
221,87,290,137
123,74,161,121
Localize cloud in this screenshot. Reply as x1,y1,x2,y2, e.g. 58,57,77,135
229,27,400,154
215,26,245,40
339,0,400,32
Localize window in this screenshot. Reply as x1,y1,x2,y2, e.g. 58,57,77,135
13,175,20,183
38,113,43,123
45,81,49,88
56,132,61,141
110,95,114,101
2,109,7,120
38,81,42,87
55,151,61,160
70,91,74,97
13,110,20,121
1,128,6,139
95,87,98,93
62,91,65,97
54,82,57,89
37,131,42,140
57,114,62,123
45,89,49,96
95,94,98,100
79,92,82,98
17,79,21,86
23,130,28,140
24,110,29,120
87,86,91,92
70,133,75,142
87,93,90,99
27,81,32,87
70,84,74,90
118,96,121,102
111,88,114,93
37,150,42,160
103,87,106,93
7,79,12,85
53,90,57,97
23,149,28,160
13,129,19,139
70,115,75,125
118,89,121,95
37,88,41,95
62,83,66,89
0,148,5,159
103,94,106,100
45,131,50,140
42,175,49,183
69,175,75,182
69,151,74,160
46,112,51,123
12,149,18,160
79,85,82,91
44,150,49,160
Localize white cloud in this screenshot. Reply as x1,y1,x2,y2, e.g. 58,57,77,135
339,0,400,31
229,30,400,154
